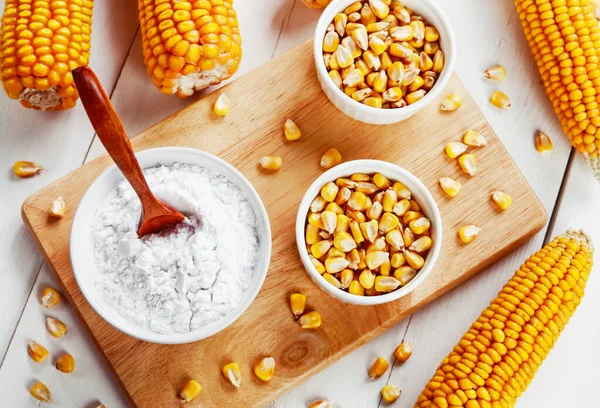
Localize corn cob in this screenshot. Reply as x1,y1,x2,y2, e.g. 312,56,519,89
416,230,593,408
516,0,600,178
0,0,94,110
138,0,241,98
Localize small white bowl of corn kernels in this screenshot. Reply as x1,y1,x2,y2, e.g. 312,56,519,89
296,160,442,305
314,0,456,124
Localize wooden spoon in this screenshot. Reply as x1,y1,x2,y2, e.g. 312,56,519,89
73,66,185,237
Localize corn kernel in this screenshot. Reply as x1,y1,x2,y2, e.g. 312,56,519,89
284,119,302,141
381,384,402,403
393,199,410,216
298,311,322,329
221,362,242,387
367,201,383,220
213,94,229,116
349,220,365,244
439,177,461,197
259,156,282,171
334,231,357,252
409,217,431,235
325,257,350,274
410,236,433,253
290,293,306,318
366,237,386,254
365,251,389,270
374,275,400,292
28,341,49,363
394,341,413,362
385,230,405,250
310,255,326,274
409,200,421,212
372,173,390,190
458,225,481,243
404,250,425,269
484,65,506,80
369,357,389,379
46,317,67,338
440,93,462,112
406,89,426,104
336,214,351,233
364,96,383,108
180,379,202,402
394,266,417,285
402,227,414,248
309,401,334,408
432,50,444,73
347,191,368,211
463,130,487,147
14,161,43,178
349,279,365,295
402,211,422,225
491,191,512,210
49,196,66,219
321,148,342,169
55,353,75,373
379,212,399,234
40,287,61,308
391,252,406,268
445,142,467,159
490,91,511,109
340,268,354,289
458,154,477,176
535,131,553,153
321,182,339,203
30,382,52,403
334,13,348,36
359,269,376,289
311,240,332,259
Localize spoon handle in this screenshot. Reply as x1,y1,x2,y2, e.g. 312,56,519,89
73,66,157,208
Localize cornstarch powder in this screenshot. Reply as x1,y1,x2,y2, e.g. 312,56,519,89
91,163,259,334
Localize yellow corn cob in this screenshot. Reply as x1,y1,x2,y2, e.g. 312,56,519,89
416,230,593,408
0,0,94,110
138,0,241,98
515,0,600,177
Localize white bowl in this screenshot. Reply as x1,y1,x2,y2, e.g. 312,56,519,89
70,147,272,344
295,160,442,305
314,0,457,125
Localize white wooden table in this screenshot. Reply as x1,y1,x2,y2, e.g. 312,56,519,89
1,0,599,406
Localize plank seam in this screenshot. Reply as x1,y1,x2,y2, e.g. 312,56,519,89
272,0,297,59
544,148,576,245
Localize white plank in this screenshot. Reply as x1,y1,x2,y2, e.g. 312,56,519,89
0,0,139,361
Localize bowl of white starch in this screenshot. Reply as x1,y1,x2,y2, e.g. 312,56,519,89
70,147,272,344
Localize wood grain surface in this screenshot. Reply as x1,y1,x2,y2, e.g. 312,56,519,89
21,41,547,408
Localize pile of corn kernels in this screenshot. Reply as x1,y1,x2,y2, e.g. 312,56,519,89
305,172,433,295
322,0,444,109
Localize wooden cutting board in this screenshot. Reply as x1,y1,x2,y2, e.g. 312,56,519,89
22,40,546,407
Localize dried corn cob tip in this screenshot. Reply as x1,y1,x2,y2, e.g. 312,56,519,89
45,317,67,338
28,341,49,363
491,190,512,210
489,91,511,109
284,119,302,141
55,353,75,373
30,381,52,403
381,384,401,403
222,362,241,387
368,357,389,379
14,161,43,178
462,129,487,147
40,287,61,309
321,148,342,169
458,153,477,176
458,224,481,243
290,293,307,318
259,156,282,171
440,93,462,112
49,197,66,219
309,401,333,408
213,94,230,116
393,341,413,362
298,311,322,329
444,142,467,159
484,65,506,80
179,379,202,402
535,131,553,154
253,357,275,382
438,177,461,198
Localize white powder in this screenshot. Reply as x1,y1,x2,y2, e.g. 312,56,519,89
91,163,259,334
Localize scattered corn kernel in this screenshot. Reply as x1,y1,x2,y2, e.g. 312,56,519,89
484,65,506,80
321,148,342,169
49,197,66,219
40,287,61,308
55,353,75,373
253,357,276,382
445,142,467,159
458,224,481,243
179,380,202,402
458,153,477,176
309,401,334,408
46,317,67,338
394,341,413,362
259,156,282,171
213,94,230,116
381,384,402,403
290,293,306,318
28,341,49,363
14,161,43,178
222,362,241,387
440,93,462,111
368,357,389,379
284,119,302,141
298,311,322,329
30,382,52,403
491,190,512,210
489,91,511,109
462,129,487,147
439,177,461,197
535,131,553,154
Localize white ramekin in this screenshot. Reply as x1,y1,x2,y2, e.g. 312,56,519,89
314,0,456,125
295,160,442,305
70,147,272,344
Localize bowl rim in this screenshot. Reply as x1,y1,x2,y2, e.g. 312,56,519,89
70,146,272,344
313,0,457,117
295,160,442,305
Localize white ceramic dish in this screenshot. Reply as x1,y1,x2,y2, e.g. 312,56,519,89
70,147,272,344
295,160,442,305
314,0,457,125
